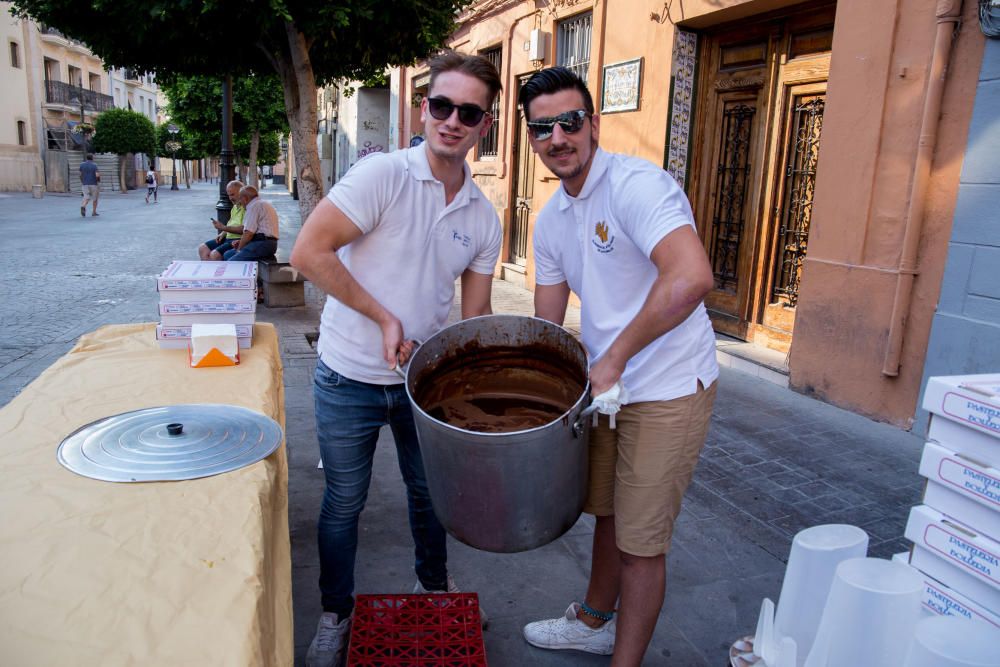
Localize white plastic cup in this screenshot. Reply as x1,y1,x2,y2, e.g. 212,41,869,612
774,524,869,665
805,558,923,667
903,615,1000,667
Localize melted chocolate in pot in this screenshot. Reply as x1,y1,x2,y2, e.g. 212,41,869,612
413,344,586,433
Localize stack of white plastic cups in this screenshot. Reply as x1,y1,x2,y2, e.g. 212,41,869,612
803,557,923,666
772,524,869,664
902,615,997,667
750,524,1000,667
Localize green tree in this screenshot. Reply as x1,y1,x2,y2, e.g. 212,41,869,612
11,0,465,217
234,74,287,188
156,77,221,161
255,132,281,167
156,123,203,188
92,108,156,193
160,73,288,188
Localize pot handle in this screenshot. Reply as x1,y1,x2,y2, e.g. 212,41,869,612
572,404,600,438
391,339,422,381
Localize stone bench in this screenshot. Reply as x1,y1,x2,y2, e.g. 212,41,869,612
258,254,306,307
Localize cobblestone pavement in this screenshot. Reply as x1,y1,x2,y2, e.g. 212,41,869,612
0,182,924,666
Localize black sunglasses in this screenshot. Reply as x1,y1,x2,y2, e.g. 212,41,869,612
526,109,589,141
427,96,488,127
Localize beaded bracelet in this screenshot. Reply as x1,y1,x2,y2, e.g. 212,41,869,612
580,601,615,622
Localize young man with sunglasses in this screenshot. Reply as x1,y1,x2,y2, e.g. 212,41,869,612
519,67,718,666
290,51,501,667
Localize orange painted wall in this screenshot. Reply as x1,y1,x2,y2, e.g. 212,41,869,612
398,0,985,427
789,0,983,427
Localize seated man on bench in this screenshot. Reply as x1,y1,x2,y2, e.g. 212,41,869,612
225,185,279,262
199,180,245,261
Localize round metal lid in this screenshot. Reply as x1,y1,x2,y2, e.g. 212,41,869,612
57,404,284,482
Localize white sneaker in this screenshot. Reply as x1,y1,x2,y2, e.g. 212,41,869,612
523,602,616,655
305,612,351,667
413,574,489,628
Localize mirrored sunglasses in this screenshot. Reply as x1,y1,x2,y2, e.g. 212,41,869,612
427,96,488,127
526,109,589,141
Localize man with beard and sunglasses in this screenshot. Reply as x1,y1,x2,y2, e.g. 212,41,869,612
518,67,718,666
290,51,501,667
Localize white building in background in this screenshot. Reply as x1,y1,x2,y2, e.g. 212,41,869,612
309,81,389,195
333,82,389,182
0,7,44,191
108,67,159,185
107,68,158,123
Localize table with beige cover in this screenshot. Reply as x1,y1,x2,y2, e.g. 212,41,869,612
0,323,292,666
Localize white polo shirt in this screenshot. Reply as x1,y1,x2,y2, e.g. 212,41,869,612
534,148,718,403
317,144,501,384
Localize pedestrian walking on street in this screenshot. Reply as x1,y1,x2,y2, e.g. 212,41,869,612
519,67,719,666
79,154,100,217
144,166,158,204
290,51,502,667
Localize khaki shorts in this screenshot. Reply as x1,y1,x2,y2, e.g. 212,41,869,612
81,184,99,203
585,380,717,557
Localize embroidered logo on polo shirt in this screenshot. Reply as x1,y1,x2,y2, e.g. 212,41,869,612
592,221,615,253
452,230,471,248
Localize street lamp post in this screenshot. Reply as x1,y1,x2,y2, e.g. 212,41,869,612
216,75,236,223
167,123,179,191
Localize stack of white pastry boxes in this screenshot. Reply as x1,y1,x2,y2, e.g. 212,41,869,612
897,373,1000,633
155,260,257,349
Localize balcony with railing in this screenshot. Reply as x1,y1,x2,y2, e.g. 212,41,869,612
45,80,114,113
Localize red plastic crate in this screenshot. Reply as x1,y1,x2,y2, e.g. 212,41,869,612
348,593,488,666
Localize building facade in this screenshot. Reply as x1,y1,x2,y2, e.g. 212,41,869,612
108,67,160,187
0,3,115,192
395,0,988,429
108,68,158,123
0,6,43,191
35,20,113,192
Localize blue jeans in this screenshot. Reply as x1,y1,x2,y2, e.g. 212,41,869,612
313,359,448,617
224,238,277,261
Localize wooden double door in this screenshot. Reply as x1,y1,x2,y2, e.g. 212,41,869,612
690,4,835,351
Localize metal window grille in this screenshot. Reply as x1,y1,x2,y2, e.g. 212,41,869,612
709,104,756,293
557,12,593,83
67,66,82,88
16,121,26,146
477,47,501,159
10,41,20,68
771,96,825,306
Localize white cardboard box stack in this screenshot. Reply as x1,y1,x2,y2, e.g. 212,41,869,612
899,373,1000,632
155,261,257,349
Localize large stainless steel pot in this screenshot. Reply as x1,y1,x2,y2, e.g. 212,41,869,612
403,314,592,553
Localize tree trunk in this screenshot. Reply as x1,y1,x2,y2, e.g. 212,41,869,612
248,129,260,189
118,154,128,193
273,21,323,220
183,161,191,188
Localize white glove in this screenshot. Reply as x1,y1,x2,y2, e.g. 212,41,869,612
591,381,629,429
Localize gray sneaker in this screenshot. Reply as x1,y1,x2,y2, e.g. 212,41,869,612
523,602,616,655
305,612,351,667
413,574,489,628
